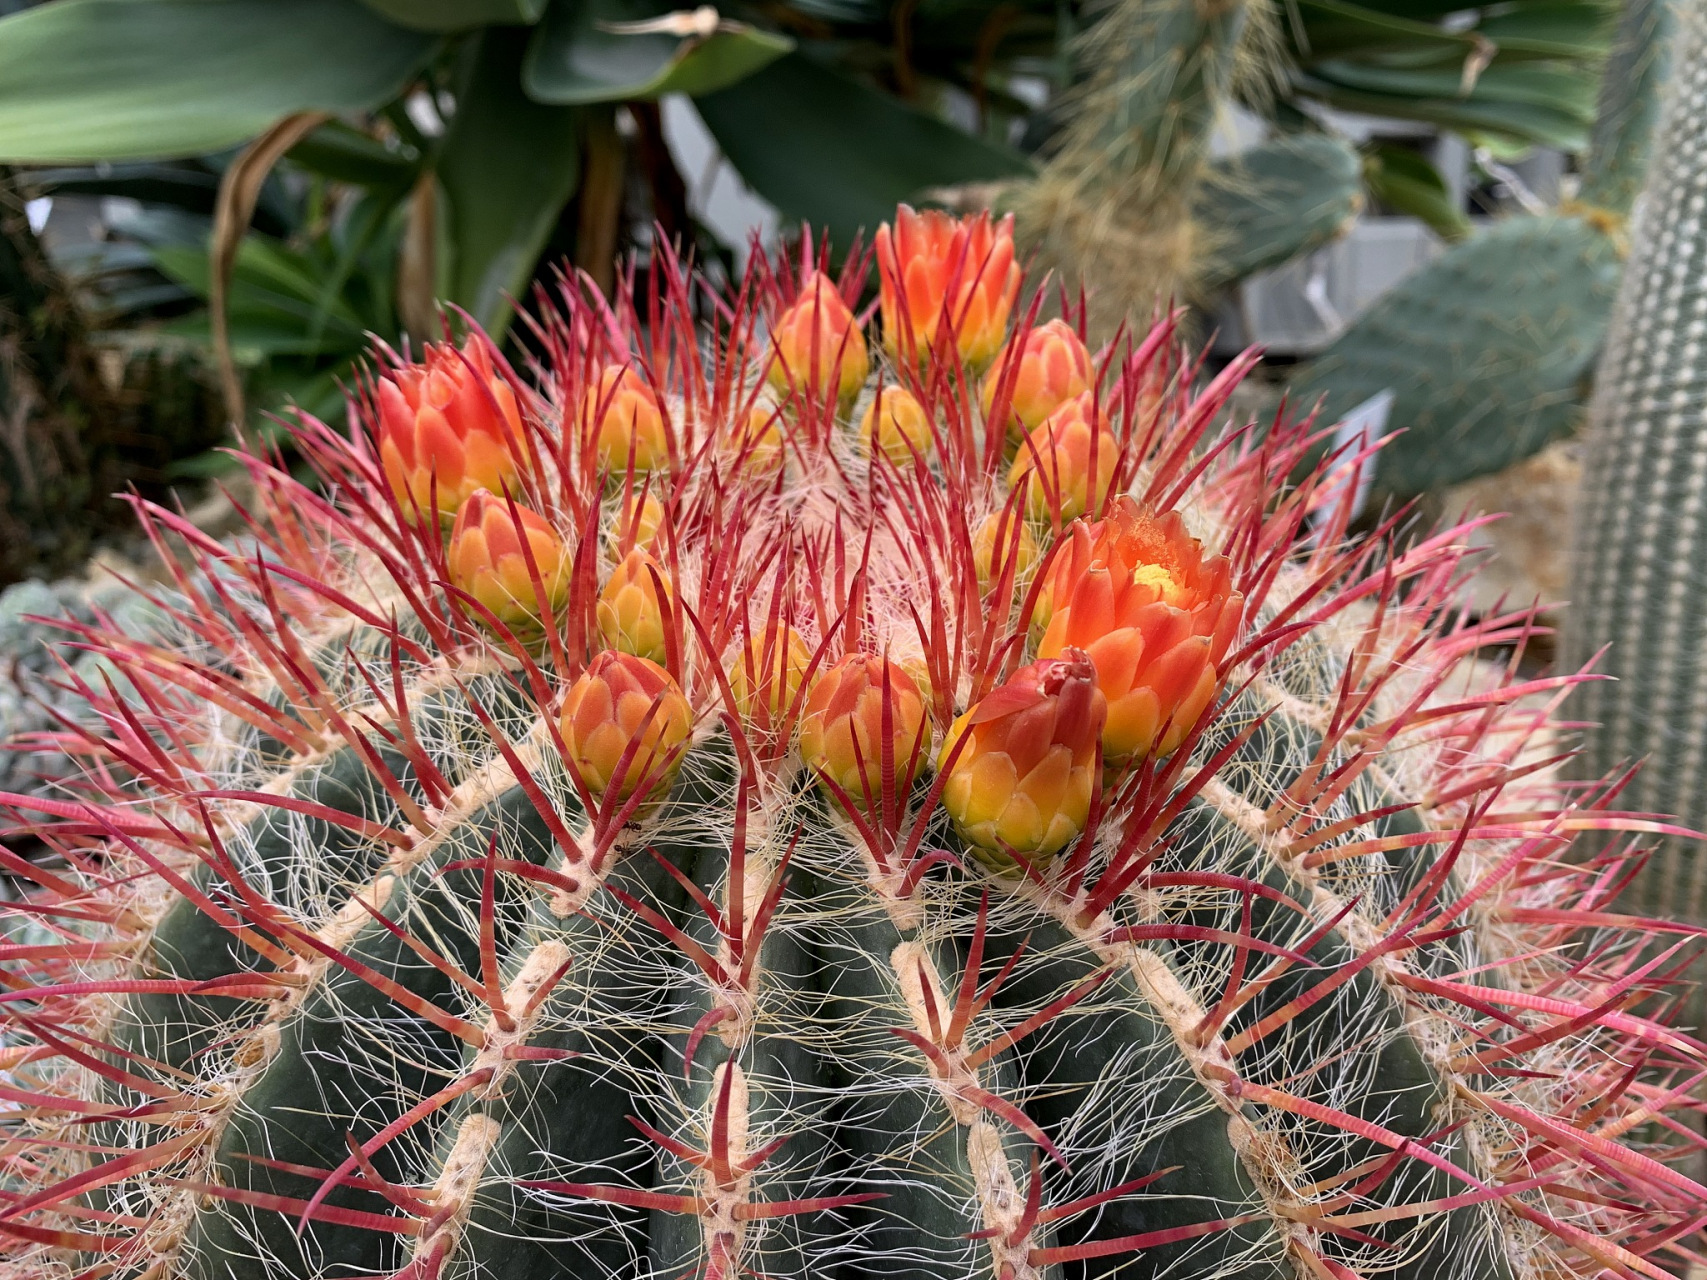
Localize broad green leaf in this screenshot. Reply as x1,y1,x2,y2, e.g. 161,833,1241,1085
288,121,419,188
439,27,582,335
524,0,791,104
0,0,438,162
1197,133,1363,288
1476,1,1613,58
1308,59,1598,115
1292,0,1608,61
358,0,546,29
1362,144,1471,241
1292,72,1594,149
695,53,1031,245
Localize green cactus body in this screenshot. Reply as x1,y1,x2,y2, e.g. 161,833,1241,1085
0,211,1701,1280
1564,5,1707,965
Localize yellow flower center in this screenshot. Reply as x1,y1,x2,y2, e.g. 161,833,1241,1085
1131,562,1190,608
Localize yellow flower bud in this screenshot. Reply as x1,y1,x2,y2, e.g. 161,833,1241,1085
971,511,1038,590
799,655,929,808
447,490,570,638
727,401,786,476
596,548,673,665
559,651,692,803
857,386,932,466
980,319,1093,439
612,486,664,550
582,365,668,474
938,651,1106,871
767,271,870,406
729,624,811,727
1007,393,1118,525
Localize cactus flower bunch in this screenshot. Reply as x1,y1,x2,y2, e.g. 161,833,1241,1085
3,205,1706,1280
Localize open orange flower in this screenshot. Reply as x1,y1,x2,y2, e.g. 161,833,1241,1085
1037,498,1242,763
448,491,569,637
876,205,1018,368
980,319,1093,438
767,271,870,405
559,651,692,803
939,651,1105,870
582,365,668,474
799,655,929,808
378,338,522,523
1007,392,1118,525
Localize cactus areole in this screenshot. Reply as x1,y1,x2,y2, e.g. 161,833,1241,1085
2,208,1703,1280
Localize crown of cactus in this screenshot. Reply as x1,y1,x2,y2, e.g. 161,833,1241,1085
2,207,1705,1280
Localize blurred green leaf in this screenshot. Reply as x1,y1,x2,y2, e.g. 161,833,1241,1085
1476,1,1613,58
1292,71,1594,149
525,0,791,104
358,0,546,30
288,120,420,188
0,0,437,162
152,238,370,349
696,52,1031,245
1308,59,1597,115
1290,0,1608,61
1197,133,1363,288
440,27,582,335
1363,143,1471,240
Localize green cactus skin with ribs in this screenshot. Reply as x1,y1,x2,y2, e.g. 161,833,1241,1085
1,216,1703,1280
1564,5,1707,977
1289,0,1674,504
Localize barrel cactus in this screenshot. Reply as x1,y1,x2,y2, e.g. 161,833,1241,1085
2,208,1703,1280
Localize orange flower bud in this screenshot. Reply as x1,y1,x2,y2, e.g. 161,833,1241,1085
1037,499,1242,763
596,548,673,665
876,205,1019,368
559,651,692,802
729,624,811,726
972,511,1039,589
767,271,870,405
583,365,668,474
1007,393,1118,525
448,491,570,636
799,655,929,806
980,319,1093,437
857,386,932,466
938,652,1106,870
377,339,522,523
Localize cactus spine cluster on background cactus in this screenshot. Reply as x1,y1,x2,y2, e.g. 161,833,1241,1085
1,205,1705,1280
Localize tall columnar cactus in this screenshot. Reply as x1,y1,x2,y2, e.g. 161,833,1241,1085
3,208,1705,1280
1564,6,1707,934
